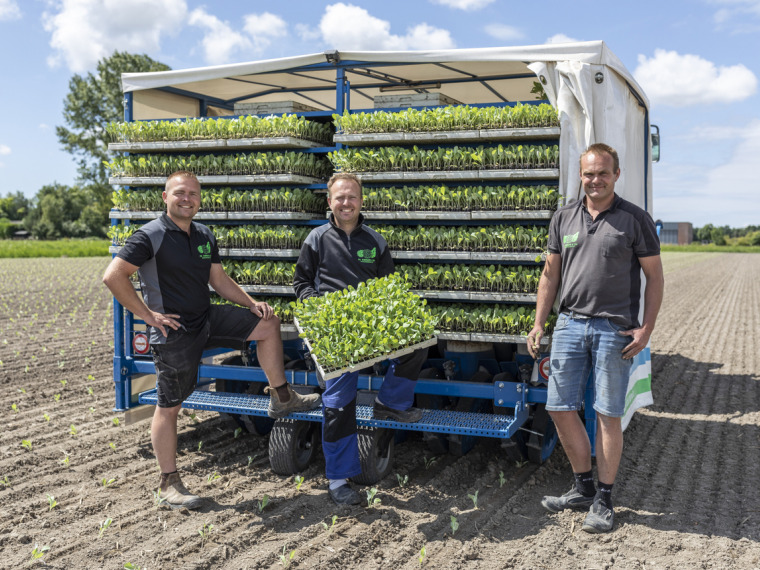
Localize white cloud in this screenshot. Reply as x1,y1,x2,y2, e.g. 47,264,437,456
39,123,50,130
43,0,187,72
634,49,757,106
0,0,21,21
711,0,760,31
319,3,454,50
0,144,10,155
188,9,288,65
430,0,495,9
545,33,580,44
654,120,760,227
484,24,524,41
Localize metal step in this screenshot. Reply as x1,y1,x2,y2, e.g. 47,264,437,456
138,389,521,438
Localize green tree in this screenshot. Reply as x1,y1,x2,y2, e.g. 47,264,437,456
0,191,30,220
696,224,714,243
23,184,108,239
710,227,726,246
56,51,170,186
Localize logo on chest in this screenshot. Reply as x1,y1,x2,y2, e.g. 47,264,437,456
197,241,212,260
357,247,376,264
562,232,580,249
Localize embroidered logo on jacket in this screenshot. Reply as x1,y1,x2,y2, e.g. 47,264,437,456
197,241,212,260
562,232,580,249
357,247,376,264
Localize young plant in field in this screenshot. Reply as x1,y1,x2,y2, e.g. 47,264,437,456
60,379,67,387
321,514,338,534
419,545,427,566
43,413,50,422
61,453,70,467
102,477,116,488
124,563,142,569
98,518,113,538
69,424,78,437
198,440,203,452
294,475,304,491
468,490,479,510
258,494,270,513
1,475,10,487
86,386,94,396
234,427,242,439
279,545,295,568
247,455,254,467
152,489,167,510
21,439,32,451
198,521,214,542
46,493,58,511
11,403,18,413
396,473,409,488
498,471,506,488
30,544,49,563
424,456,438,470
53,394,61,402
112,417,120,427
206,472,220,483
366,487,381,508
450,515,459,535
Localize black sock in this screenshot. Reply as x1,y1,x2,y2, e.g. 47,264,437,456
573,470,596,497
597,481,614,509
275,384,291,402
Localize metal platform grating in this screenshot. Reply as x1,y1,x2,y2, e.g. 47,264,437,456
138,389,520,438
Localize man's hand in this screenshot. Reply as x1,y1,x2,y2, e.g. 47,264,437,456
618,327,651,360
143,311,181,338
249,301,274,320
526,325,544,359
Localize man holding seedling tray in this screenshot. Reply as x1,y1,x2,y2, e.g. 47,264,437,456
527,144,664,533
103,170,321,510
294,172,428,506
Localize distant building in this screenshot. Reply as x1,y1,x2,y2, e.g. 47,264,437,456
658,222,693,245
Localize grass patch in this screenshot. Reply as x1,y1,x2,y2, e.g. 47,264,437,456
0,239,110,258
660,244,760,254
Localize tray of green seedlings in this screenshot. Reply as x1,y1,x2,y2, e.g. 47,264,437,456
292,273,438,380
106,114,333,151
333,103,559,144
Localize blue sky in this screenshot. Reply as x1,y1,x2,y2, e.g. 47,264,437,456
1,0,758,228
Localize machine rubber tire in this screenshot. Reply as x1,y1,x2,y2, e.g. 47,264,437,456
526,404,558,464
268,419,319,475
215,355,274,436
351,427,395,485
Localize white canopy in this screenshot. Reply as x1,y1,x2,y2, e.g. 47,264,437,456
121,41,653,213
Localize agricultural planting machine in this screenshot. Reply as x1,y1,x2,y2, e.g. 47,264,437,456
108,42,658,480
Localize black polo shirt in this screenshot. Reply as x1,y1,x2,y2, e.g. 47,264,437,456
117,213,221,343
547,194,660,328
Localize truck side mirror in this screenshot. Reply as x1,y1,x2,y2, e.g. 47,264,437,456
651,124,660,163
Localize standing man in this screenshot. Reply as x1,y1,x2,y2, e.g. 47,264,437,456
294,172,427,505
527,144,664,533
103,170,321,510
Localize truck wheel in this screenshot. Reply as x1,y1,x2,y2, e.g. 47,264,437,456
351,427,394,485
526,404,558,464
268,419,319,475
215,355,274,436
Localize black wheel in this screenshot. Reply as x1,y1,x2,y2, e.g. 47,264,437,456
268,419,319,475
351,427,395,485
526,404,558,464
215,355,274,436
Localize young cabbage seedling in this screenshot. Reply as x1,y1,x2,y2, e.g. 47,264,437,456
234,427,242,439
153,489,167,509
366,487,381,508
198,440,203,452
198,522,214,542
11,403,18,413
206,472,220,483
498,471,506,488
98,518,113,538
1,475,10,487
112,417,120,427
53,394,61,402
30,544,49,563
294,475,304,491
46,493,58,511
468,490,479,510
43,413,50,422
124,563,142,569
258,494,270,513
21,439,32,451
321,514,338,534
450,515,459,535
419,545,427,566
279,545,295,568
102,477,116,488
69,424,78,437
396,473,409,488
109,442,117,451
424,456,438,470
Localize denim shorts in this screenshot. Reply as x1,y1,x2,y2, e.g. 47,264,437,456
151,305,260,407
546,312,633,417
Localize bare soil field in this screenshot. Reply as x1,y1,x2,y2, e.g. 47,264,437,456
1,252,759,570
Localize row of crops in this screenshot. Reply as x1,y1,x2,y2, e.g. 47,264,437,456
111,184,558,213
112,187,327,214
108,223,548,253
106,104,558,145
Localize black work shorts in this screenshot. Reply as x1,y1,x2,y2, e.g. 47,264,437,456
151,305,261,408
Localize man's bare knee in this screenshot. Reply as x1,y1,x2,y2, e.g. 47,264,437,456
247,315,281,341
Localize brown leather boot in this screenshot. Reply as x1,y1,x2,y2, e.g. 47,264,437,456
265,384,321,419
158,472,202,510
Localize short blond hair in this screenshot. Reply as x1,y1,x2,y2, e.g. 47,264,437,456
327,172,362,197
165,170,199,191
580,143,619,173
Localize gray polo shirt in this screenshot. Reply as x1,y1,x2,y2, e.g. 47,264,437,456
547,194,660,328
